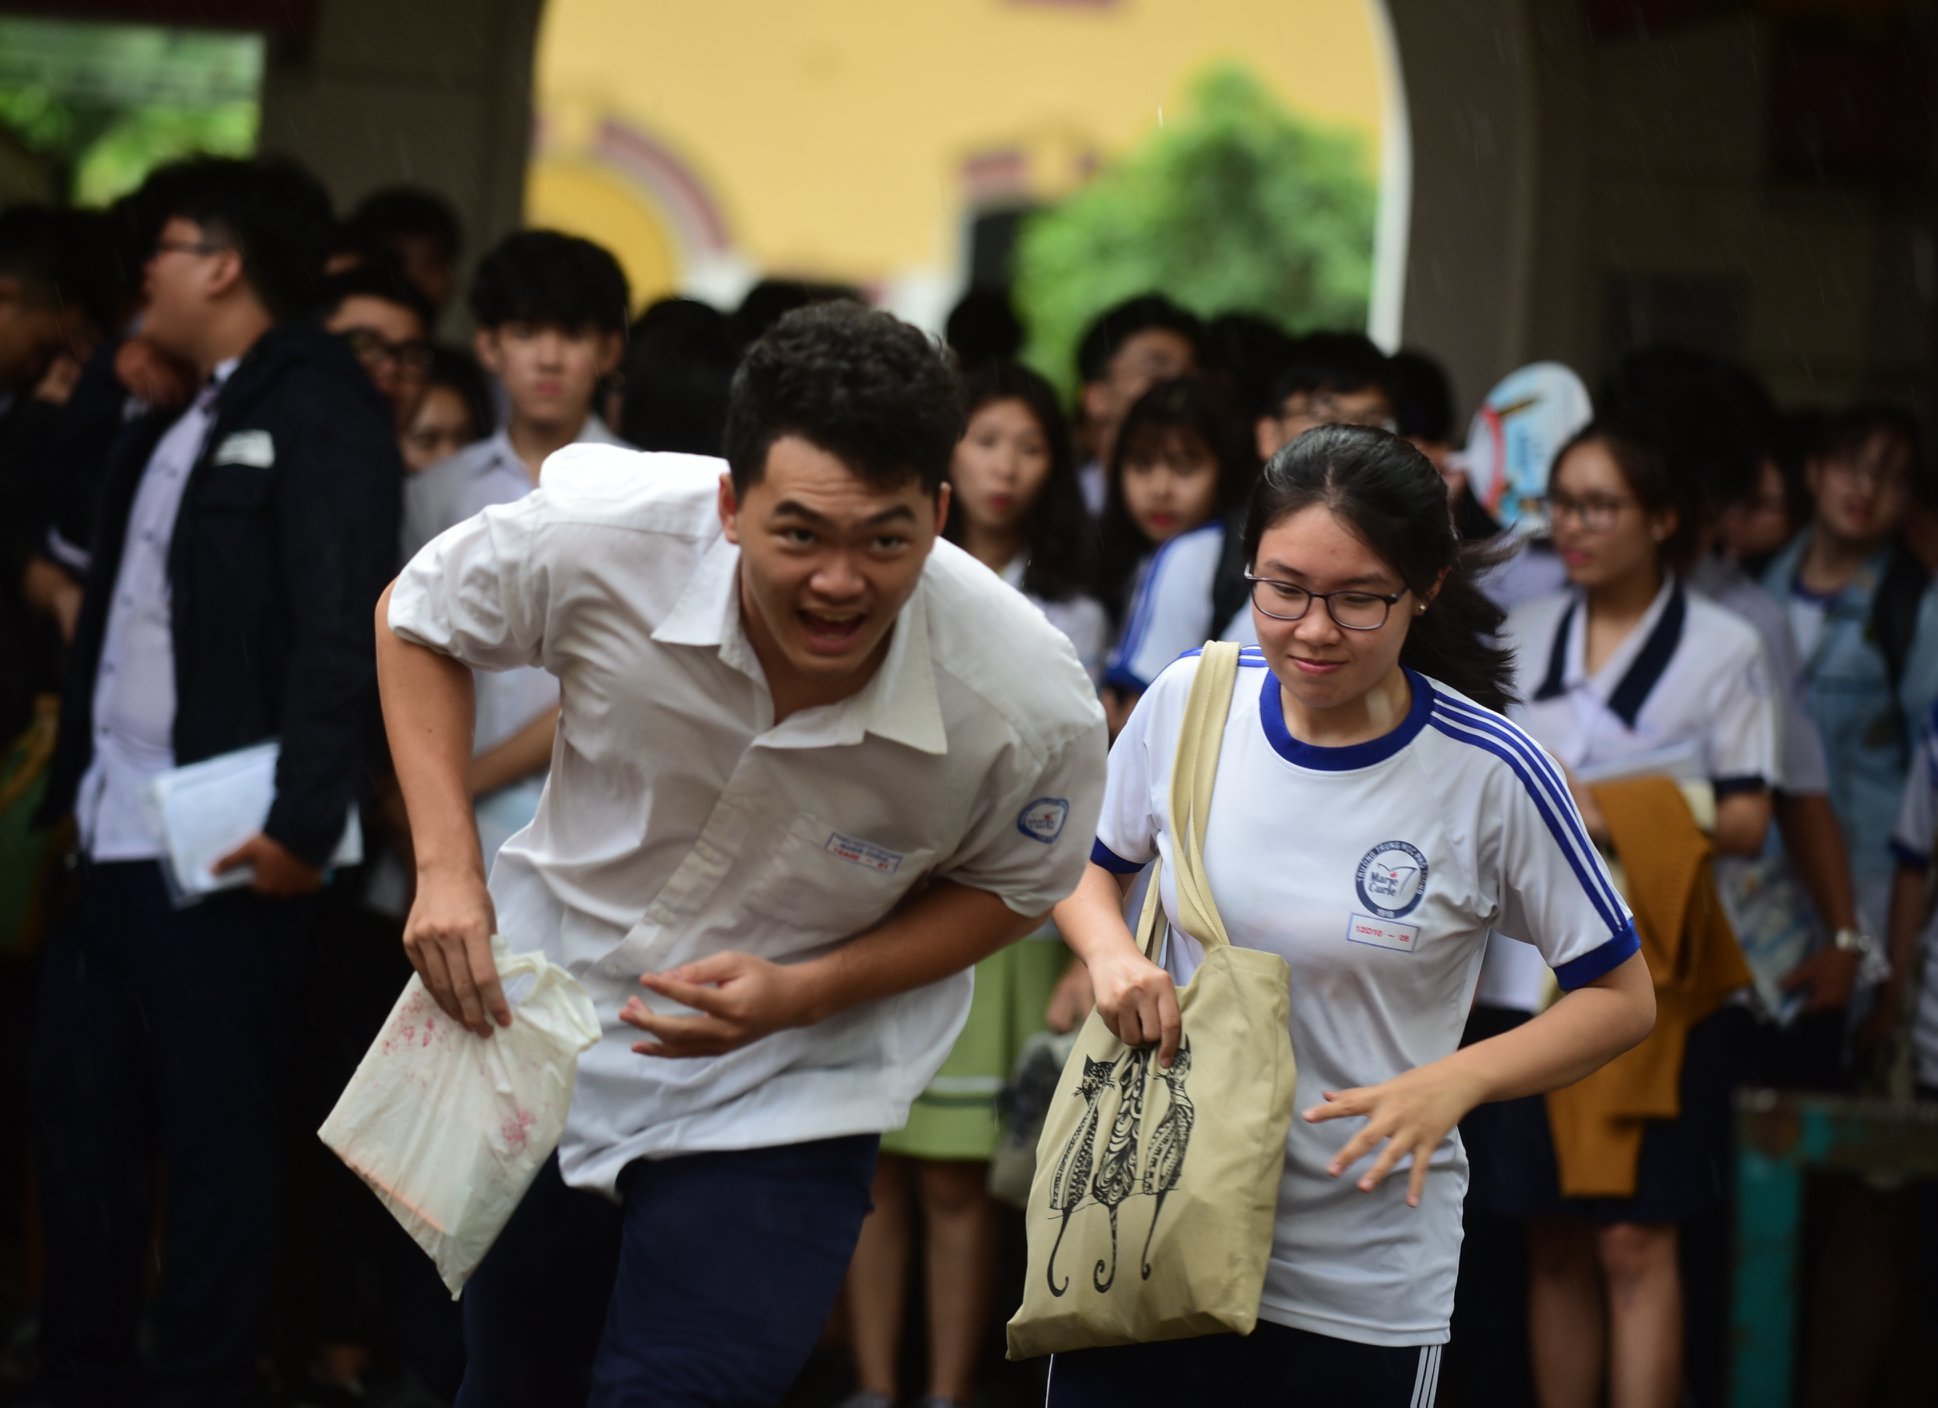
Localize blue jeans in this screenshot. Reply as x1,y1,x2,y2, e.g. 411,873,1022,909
457,1134,880,1407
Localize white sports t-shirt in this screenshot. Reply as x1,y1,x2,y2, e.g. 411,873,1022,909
1104,522,1224,694
1092,649,1637,1347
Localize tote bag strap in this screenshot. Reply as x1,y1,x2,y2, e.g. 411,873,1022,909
1167,641,1241,954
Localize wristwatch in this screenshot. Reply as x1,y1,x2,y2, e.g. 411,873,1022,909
1832,927,1893,986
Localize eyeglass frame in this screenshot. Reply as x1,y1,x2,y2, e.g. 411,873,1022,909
152,238,229,259
337,326,435,375
1242,571,1410,630
1543,491,1639,533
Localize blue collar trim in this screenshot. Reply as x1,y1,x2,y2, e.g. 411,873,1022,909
1258,665,1434,770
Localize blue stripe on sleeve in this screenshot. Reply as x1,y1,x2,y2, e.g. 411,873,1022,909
1892,840,1930,874
1429,695,1630,925
1712,774,1767,798
1426,701,1629,938
1554,920,1641,990
1091,839,1145,873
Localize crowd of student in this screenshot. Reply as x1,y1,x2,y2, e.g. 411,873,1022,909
0,147,1933,1408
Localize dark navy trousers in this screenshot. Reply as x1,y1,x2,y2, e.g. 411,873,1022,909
30,860,314,1408
456,1135,879,1408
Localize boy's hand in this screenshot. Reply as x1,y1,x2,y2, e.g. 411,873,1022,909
625,952,814,1058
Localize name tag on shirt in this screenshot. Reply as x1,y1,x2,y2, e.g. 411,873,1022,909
214,429,275,468
824,831,905,875
1345,913,1421,953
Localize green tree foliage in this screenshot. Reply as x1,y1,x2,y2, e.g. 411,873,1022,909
1015,65,1376,394
0,19,260,204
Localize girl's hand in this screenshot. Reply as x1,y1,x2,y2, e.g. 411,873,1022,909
1087,946,1182,1067
1303,1060,1486,1208
1044,958,1094,1033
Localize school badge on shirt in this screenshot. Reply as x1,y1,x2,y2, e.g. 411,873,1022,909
1016,797,1070,845
1354,840,1429,920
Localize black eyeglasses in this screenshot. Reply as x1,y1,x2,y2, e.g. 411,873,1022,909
1244,572,1408,630
338,327,434,375
152,238,227,259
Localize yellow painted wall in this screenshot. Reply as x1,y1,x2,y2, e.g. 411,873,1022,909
530,0,1387,307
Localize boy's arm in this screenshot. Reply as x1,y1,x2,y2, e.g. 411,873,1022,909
375,580,509,1037
622,880,1042,1058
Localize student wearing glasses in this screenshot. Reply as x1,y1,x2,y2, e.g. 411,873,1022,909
1049,425,1653,1405
1485,421,1779,1408
318,261,435,431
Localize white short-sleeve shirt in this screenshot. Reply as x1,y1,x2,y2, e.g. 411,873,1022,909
1505,577,1779,791
1478,577,1778,1012
1092,650,1637,1346
388,447,1108,1194
1104,522,1224,694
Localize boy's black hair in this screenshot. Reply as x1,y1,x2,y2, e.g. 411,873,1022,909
0,205,122,340
1602,345,1772,525
619,296,737,456
1202,311,1297,419
346,185,462,262
1075,293,1202,385
722,301,962,498
945,287,1025,367
315,255,435,331
1387,348,1456,444
467,230,630,334
729,277,861,350
1264,330,1390,409
158,155,336,323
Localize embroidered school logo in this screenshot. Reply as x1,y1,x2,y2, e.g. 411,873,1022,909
1355,840,1429,919
1017,797,1070,845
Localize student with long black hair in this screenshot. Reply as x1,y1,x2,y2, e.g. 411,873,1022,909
1097,373,1255,732
1049,425,1654,1405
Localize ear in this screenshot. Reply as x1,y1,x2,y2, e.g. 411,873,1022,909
932,481,952,540
1648,506,1679,549
1421,565,1452,610
1254,415,1283,462
717,471,741,544
595,329,624,377
473,327,502,376
203,246,247,302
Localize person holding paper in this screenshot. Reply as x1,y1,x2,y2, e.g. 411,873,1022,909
26,156,402,1407
376,301,1108,1407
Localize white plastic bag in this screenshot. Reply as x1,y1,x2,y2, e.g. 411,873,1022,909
319,936,601,1296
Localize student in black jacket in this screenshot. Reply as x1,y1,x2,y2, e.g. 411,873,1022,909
28,155,402,1408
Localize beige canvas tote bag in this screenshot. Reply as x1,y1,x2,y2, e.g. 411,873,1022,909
1007,642,1296,1358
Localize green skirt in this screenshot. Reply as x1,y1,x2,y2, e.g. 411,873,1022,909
883,937,1071,1162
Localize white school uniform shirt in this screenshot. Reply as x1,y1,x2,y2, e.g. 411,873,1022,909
1477,576,1780,1011
399,415,634,862
998,556,1109,687
1888,703,1938,1088
1104,521,1224,694
1092,649,1637,1347
388,446,1108,1195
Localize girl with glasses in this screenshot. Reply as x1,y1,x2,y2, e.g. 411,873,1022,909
1483,421,1779,1408
1047,424,1653,1405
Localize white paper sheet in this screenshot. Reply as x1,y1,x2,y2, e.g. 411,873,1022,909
142,740,361,904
